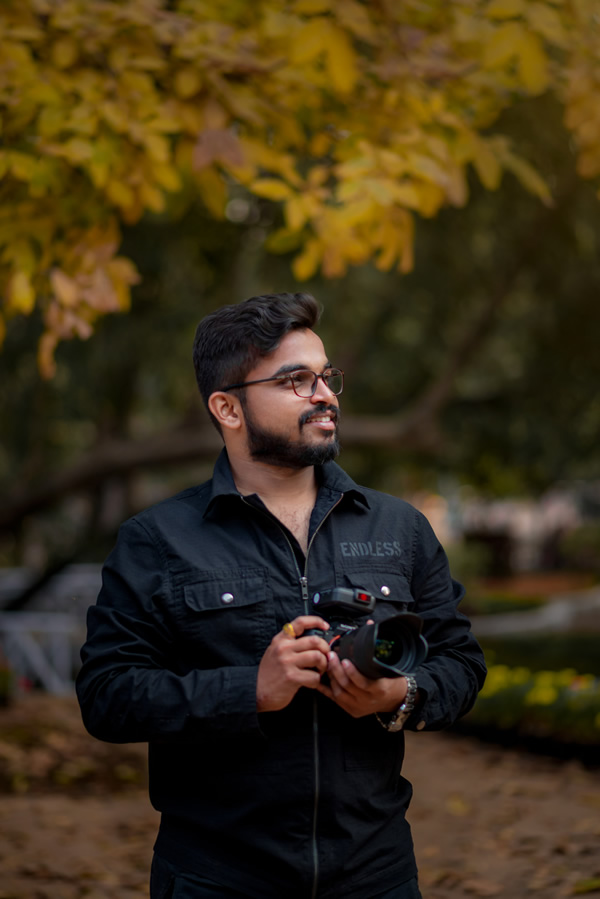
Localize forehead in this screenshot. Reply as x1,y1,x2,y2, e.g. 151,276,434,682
248,329,329,377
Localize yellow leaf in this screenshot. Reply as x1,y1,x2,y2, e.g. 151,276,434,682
339,198,374,227
8,271,35,314
399,213,415,274
483,22,523,68
51,37,78,69
322,243,346,278
517,32,549,94
389,182,423,210
374,221,399,271
293,0,330,12
195,168,227,219
152,163,182,192
139,182,165,213
264,227,304,254
285,195,308,230
144,133,170,163
174,67,202,99
60,139,94,164
309,133,332,157
472,139,502,190
38,332,58,380
325,26,358,94
292,238,321,280
445,165,468,207
526,3,567,46
107,258,140,311
290,18,328,64
336,0,377,43
106,180,136,211
50,269,79,308
9,152,37,182
250,178,293,201
486,0,524,19
502,150,553,205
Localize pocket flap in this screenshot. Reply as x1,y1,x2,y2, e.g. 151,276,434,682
183,569,268,613
338,569,414,607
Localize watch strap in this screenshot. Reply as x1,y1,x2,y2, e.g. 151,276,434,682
376,675,418,732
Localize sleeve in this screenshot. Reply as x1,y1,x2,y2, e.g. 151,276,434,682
407,510,487,731
75,518,263,745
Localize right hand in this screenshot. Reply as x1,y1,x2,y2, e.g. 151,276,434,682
256,616,330,712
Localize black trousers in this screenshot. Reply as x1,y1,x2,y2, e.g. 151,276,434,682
151,853,423,899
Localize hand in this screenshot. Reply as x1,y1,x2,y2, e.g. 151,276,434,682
317,652,409,719
256,616,330,712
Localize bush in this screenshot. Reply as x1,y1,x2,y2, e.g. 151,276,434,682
465,664,600,746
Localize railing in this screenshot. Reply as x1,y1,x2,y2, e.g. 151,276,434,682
0,612,84,695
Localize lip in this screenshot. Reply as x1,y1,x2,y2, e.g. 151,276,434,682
306,417,336,430
303,409,338,431
299,403,339,433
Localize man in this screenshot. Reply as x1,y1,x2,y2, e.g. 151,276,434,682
77,292,486,899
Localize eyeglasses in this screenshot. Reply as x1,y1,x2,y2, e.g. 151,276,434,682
221,368,344,398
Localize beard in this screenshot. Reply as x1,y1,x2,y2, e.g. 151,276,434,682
242,400,341,469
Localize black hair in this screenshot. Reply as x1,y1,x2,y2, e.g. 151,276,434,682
193,293,321,432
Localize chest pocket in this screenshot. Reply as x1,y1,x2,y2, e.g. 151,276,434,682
334,567,415,618
176,568,274,667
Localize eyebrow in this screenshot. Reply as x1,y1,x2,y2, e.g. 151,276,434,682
271,362,333,377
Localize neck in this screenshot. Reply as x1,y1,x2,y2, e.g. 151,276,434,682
229,454,318,504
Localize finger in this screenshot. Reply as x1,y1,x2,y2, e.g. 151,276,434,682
338,658,373,691
291,615,329,635
296,649,329,674
325,652,353,690
278,616,327,640
293,633,331,654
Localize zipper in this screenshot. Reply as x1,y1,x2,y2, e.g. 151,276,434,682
241,492,343,899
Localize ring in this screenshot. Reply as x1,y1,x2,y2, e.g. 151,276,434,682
282,622,296,638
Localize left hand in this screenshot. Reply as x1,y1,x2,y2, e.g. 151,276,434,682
317,651,408,718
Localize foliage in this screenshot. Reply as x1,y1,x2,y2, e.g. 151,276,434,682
466,662,600,745
479,633,600,678
1,0,599,374
460,591,546,617
557,524,600,575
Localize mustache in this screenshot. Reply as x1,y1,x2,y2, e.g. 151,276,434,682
299,403,340,428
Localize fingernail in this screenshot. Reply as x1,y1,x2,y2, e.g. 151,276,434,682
342,659,350,669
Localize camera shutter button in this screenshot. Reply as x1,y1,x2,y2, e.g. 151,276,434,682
381,585,391,596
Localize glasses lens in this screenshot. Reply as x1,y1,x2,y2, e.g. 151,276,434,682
323,370,343,395
290,371,318,397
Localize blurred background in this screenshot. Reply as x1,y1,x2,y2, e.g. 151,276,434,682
1,2,599,897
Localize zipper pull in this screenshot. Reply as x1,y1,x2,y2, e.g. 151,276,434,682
300,576,310,607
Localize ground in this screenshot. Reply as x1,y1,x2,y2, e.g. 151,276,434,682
0,695,599,899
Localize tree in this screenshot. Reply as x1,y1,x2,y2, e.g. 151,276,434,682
1,0,598,375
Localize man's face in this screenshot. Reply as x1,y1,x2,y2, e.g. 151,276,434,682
239,329,341,469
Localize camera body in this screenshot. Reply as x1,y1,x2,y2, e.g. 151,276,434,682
306,587,428,679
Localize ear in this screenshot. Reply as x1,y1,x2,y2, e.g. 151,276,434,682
208,391,243,432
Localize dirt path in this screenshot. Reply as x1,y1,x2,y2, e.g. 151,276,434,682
0,696,599,898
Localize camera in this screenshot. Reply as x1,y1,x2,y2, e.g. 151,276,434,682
305,587,428,679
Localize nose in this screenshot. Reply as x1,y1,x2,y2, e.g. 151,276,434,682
311,374,338,404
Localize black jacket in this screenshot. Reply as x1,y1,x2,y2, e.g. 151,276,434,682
77,451,486,899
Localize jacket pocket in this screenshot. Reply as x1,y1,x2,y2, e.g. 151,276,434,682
334,566,415,612
175,567,274,667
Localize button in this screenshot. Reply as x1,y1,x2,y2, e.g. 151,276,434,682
381,585,391,596
313,592,321,604
416,720,426,731
221,592,234,604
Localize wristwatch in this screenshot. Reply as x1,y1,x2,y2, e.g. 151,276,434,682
376,675,418,732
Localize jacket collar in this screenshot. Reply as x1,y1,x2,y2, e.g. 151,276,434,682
204,448,370,518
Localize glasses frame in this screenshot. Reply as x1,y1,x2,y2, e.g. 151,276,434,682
221,368,344,398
